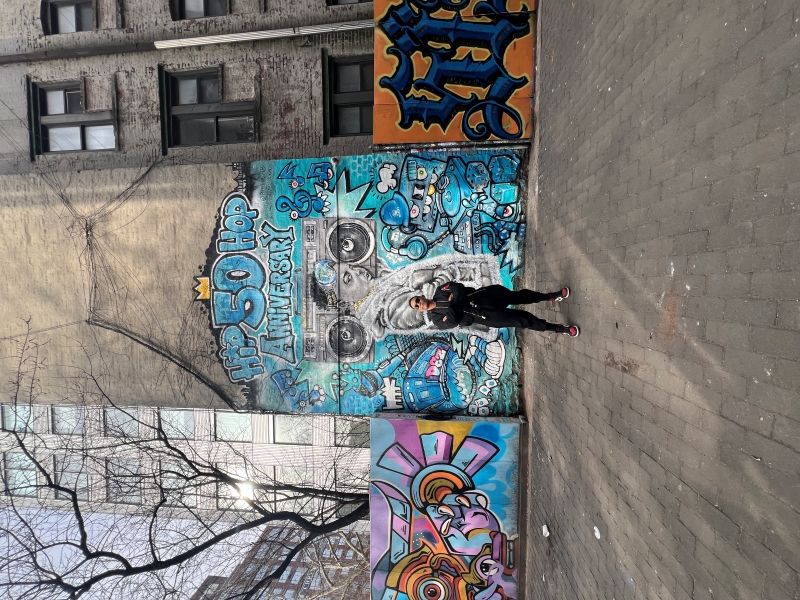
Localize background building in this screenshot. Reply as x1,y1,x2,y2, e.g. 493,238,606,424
0,2,381,411
190,523,370,600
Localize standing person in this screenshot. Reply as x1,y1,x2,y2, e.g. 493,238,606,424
409,282,580,336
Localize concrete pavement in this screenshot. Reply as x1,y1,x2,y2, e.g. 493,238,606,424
522,0,800,598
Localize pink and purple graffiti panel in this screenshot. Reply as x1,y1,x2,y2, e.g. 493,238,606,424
370,417,520,600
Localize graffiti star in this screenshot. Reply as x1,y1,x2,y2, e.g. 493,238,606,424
220,342,242,362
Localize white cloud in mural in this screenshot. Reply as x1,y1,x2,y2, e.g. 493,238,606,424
376,163,398,194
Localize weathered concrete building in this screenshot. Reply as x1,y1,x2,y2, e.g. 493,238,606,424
0,1,377,410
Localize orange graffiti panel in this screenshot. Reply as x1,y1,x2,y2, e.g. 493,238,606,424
374,0,536,144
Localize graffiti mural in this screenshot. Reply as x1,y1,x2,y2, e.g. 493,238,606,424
195,150,526,414
370,417,520,600
374,0,535,145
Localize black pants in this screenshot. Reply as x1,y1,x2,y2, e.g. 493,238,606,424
469,285,563,332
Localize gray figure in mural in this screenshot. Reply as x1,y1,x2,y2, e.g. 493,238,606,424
309,257,392,311
354,255,503,339
410,283,580,336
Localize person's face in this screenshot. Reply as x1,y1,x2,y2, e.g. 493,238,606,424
337,264,374,303
410,296,434,312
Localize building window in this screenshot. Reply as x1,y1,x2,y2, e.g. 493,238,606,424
334,417,369,447
42,1,94,35
160,460,196,507
161,69,255,147
170,0,228,20
159,409,195,439
4,453,38,497
106,458,142,504
329,57,373,136
274,415,312,445
104,407,139,438
215,411,252,442
1,405,33,433
334,465,368,493
30,82,115,154
53,405,86,435
54,455,89,500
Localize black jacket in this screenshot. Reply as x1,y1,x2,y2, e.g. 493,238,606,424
430,281,480,329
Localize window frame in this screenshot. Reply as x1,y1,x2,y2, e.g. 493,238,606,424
106,458,142,504
214,410,252,443
1,404,33,433
42,0,95,35
52,405,87,436
328,55,374,138
334,416,369,447
273,415,313,446
159,67,256,150
158,408,195,440
54,455,89,501
104,407,140,438
29,80,116,155
4,453,38,498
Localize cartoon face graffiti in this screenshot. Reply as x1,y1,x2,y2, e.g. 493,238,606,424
424,491,500,556
389,543,515,600
378,155,525,265
371,425,519,600
387,545,472,600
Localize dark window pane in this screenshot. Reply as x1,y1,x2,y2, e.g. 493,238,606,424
361,63,374,91
361,105,373,133
176,78,198,105
336,106,361,135
66,90,83,114
183,0,204,19
177,117,216,145
208,0,228,16
336,64,361,93
218,116,254,143
76,3,94,30
198,77,220,103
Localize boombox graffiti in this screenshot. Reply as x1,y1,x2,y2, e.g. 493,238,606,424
196,151,527,415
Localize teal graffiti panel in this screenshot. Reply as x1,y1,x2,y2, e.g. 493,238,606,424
197,149,527,415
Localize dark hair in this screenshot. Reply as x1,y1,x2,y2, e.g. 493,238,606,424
309,272,338,310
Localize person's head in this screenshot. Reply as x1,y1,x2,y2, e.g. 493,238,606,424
409,295,435,312
311,260,377,307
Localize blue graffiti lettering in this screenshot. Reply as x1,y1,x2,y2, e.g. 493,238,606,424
257,220,297,363
377,0,530,141
218,193,259,252
211,254,266,329
220,325,264,382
